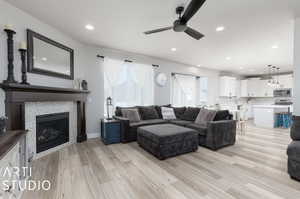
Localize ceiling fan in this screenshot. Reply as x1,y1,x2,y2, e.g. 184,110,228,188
144,0,206,40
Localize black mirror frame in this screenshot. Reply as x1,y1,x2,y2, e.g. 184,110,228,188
27,29,74,80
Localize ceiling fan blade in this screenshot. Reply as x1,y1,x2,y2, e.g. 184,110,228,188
144,26,173,35
184,27,204,40
181,0,206,23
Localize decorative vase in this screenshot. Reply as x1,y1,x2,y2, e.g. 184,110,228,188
0,117,7,135
81,80,88,90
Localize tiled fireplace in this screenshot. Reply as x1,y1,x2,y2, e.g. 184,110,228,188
0,83,89,160
36,112,69,153
25,102,77,159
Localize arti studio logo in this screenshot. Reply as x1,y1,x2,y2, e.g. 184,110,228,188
0,166,51,193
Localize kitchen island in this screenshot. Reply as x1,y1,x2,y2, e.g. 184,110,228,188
253,105,293,128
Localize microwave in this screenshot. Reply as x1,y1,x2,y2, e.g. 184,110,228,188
273,88,292,98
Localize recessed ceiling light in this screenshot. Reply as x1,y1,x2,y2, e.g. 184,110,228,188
226,57,231,60
272,45,278,49
197,64,202,67
216,26,225,32
85,24,95,30
239,67,244,70
41,57,47,61
171,48,177,52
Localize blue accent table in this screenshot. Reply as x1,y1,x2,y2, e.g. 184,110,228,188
101,119,121,145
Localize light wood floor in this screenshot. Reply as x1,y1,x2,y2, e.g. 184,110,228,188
22,124,300,199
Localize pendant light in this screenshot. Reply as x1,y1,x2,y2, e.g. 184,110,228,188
276,67,280,88
272,66,277,86
267,65,272,86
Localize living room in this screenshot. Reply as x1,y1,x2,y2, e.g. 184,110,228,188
0,0,300,198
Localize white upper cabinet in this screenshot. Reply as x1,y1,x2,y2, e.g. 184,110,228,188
240,78,273,98
247,78,260,97
219,76,237,97
278,74,293,89
240,79,248,97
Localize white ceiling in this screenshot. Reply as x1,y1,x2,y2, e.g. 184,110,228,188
6,0,300,75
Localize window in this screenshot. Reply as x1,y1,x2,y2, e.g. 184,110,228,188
104,58,154,115
199,77,208,105
171,74,208,107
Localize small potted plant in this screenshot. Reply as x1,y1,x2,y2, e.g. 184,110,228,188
0,116,8,135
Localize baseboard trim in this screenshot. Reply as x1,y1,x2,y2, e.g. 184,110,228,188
87,133,100,139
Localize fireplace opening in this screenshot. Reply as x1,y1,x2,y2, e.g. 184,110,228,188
36,112,69,153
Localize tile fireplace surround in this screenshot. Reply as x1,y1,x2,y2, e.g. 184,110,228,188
0,83,90,159
25,102,77,159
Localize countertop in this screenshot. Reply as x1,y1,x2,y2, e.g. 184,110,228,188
0,130,28,160
253,105,293,109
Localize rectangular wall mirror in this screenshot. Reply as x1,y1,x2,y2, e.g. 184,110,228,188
27,29,74,80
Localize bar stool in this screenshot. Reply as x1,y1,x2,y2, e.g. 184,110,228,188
237,108,247,135
276,112,292,128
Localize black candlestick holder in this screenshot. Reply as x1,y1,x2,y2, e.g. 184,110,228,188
19,49,29,85
3,29,17,84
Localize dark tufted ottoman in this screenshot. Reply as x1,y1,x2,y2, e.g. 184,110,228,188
137,124,199,160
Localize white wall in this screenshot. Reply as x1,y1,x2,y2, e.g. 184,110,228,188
294,18,300,116
0,0,221,137
0,1,87,122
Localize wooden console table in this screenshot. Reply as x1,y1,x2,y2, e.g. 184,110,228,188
0,83,90,142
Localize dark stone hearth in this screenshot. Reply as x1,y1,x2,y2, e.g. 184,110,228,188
36,112,69,153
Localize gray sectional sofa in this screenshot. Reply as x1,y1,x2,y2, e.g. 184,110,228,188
114,105,237,150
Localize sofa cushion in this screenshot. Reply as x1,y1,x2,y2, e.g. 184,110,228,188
287,141,300,162
186,123,208,136
195,108,217,124
138,106,160,120
214,110,231,121
155,104,172,118
173,107,186,119
115,106,136,117
180,107,201,121
161,107,176,120
130,119,167,128
169,120,193,127
121,109,141,122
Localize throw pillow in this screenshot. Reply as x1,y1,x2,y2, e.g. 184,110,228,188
195,108,217,124
180,107,201,121
161,107,176,120
173,107,186,118
155,104,172,118
121,109,141,122
116,106,136,117
138,106,160,120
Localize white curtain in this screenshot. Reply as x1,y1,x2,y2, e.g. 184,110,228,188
172,74,197,107
104,58,154,115
199,77,208,105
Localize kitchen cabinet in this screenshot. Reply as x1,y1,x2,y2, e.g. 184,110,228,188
253,105,292,128
260,80,274,97
219,76,237,97
240,78,274,98
240,80,248,97
247,78,260,97
278,74,293,89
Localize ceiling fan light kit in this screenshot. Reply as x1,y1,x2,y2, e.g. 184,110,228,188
144,0,206,40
